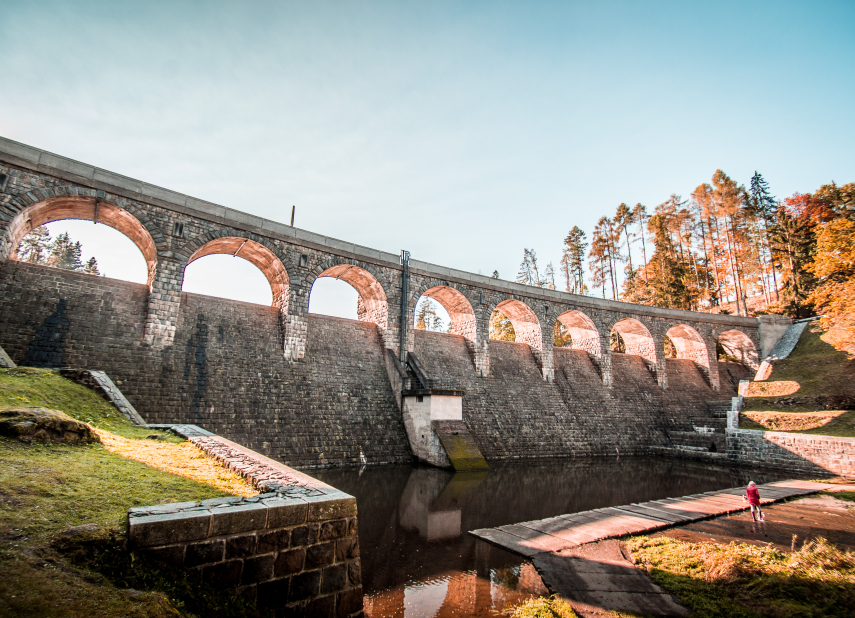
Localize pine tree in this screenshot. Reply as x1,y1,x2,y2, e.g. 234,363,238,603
544,262,556,289
18,226,52,264
49,233,84,271
562,226,588,294
747,171,780,301
83,257,100,276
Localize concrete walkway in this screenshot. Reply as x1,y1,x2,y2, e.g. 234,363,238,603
470,479,849,617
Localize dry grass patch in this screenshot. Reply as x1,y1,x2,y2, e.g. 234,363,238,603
742,410,847,432
95,429,257,498
626,535,855,617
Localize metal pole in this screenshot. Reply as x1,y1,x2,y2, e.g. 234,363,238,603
399,250,410,361
290,205,295,227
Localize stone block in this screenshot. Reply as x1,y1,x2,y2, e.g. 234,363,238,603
138,544,185,568
128,511,212,548
319,519,348,542
185,540,224,567
347,560,361,586
226,533,258,559
304,593,336,618
337,587,364,618
242,554,275,585
306,542,335,569
335,538,359,562
257,577,290,609
203,560,243,588
210,503,268,536
290,523,319,547
305,493,357,522
258,528,291,554
264,496,308,528
321,563,347,594
275,548,306,577
289,570,321,603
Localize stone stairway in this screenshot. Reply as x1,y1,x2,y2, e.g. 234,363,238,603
432,420,489,471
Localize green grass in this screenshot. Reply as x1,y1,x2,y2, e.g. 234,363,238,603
0,367,180,441
0,366,254,617
828,491,855,502
744,325,855,409
626,535,855,618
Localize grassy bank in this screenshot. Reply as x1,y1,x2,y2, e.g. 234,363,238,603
741,321,855,438
0,367,257,617
625,535,855,618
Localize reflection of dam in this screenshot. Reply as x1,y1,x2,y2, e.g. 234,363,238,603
399,468,488,541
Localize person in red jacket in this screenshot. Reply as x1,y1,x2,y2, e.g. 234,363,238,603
745,481,764,522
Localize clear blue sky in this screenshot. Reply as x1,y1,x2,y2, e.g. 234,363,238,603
2,1,853,315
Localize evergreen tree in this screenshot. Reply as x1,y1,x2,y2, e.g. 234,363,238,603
83,257,100,276
562,226,588,294
18,226,52,264
544,262,556,289
49,233,85,271
516,249,545,287
747,171,780,302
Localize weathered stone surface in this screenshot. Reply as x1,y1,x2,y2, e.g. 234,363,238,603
0,406,98,444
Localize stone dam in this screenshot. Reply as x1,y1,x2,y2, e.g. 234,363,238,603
0,136,795,469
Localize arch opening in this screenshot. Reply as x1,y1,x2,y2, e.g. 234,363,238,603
555,310,601,358
8,197,157,285
665,324,710,369
311,264,388,331
493,299,542,350
185,237,289,309
611,318,656,365
416,286,476,342
718,329,759,369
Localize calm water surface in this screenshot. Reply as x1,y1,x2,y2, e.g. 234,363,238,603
311,457,807,618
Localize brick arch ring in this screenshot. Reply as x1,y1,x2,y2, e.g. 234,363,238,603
177,231,292,311
489,297,543,351
411,280,479,345
554,309,603,360
305,257,392,332
2,193,167,287
607,316,659,366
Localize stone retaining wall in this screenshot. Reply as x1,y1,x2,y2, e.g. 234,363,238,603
727,428,855,476
129,427,362,617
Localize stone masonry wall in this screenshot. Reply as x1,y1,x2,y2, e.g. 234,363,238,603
412,330,748,459
0,260,411,468
727,428,855,476
129,477,362,617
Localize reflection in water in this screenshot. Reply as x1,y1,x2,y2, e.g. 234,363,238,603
311,457,806,618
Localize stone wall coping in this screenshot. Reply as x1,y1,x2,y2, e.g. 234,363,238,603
727,427,855,445
0,135,757,328
127,424,357,550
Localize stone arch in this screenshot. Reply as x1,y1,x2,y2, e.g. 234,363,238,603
415,284,477,344
610,317,656,365
555,309,602,359
184,236,290,310
665,324,709,366
308,261,389,333
493,299,542,350
3,195,161,286
717,329,760,369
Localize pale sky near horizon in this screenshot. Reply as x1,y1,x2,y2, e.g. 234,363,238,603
3,1,853,319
